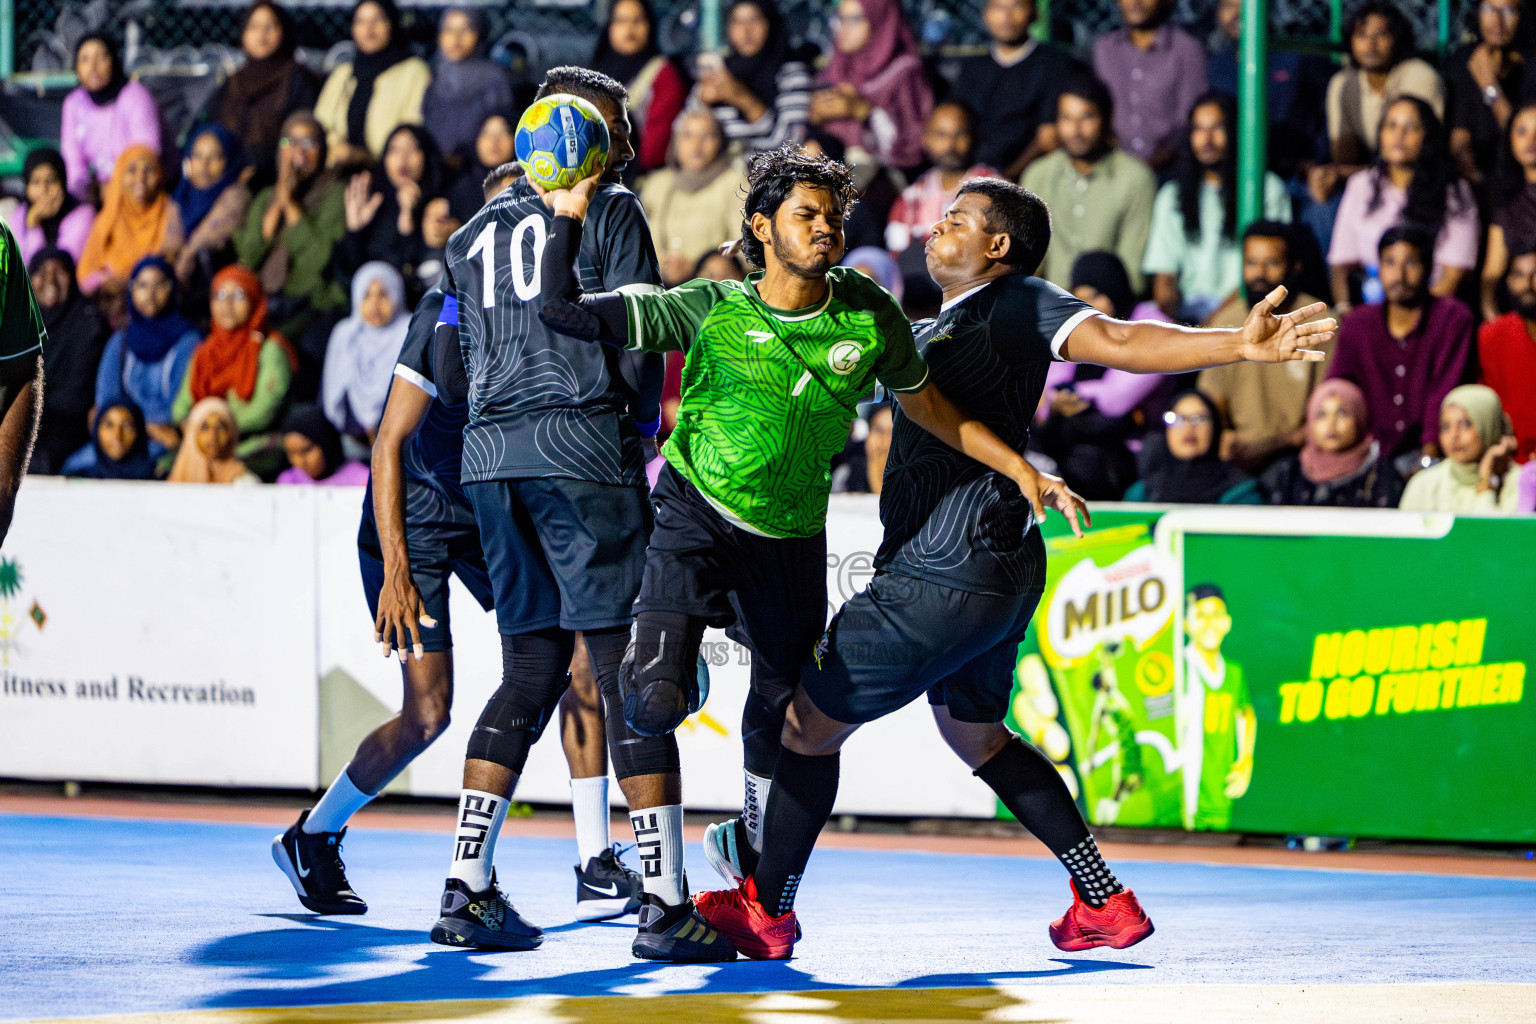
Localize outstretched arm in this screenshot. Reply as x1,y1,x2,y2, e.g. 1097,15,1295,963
1059,286,1335,374
895,383,1089,537
538,213,632,345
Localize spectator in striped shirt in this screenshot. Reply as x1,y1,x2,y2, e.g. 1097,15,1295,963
695,0,815,154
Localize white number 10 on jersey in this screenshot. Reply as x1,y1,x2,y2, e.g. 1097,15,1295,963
467,214,547,305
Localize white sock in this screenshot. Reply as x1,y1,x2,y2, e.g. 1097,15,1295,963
742,770,771,853
629,804,686,906
303,763,375,834
570,776,611,865
448,789,509,891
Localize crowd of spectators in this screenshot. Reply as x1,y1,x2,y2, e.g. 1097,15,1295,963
7,0,1535,513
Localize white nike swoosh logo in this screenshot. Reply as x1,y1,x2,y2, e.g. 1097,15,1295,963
586,881,620,896
294,842,310,878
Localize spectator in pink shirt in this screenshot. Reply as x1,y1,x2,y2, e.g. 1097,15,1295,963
7,150,94,265
59,34,162,204
1327,96,1479,312
277,404,371,485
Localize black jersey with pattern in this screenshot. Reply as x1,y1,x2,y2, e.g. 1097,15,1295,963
445,178,663,485
875,274,1097,595
363,286,477,536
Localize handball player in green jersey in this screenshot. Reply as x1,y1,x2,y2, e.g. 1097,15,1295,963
533,143,1080,937
0,220,45,546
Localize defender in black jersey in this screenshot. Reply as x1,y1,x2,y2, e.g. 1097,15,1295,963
695,178,1336,959
273,170,640,928
428,69,731,963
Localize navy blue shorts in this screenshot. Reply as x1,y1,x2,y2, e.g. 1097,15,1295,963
799,567,1045,725
466,477,651,635
358,507,495,653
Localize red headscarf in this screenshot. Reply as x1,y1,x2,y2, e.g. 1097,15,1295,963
1299,379,1376,484
189,265,297,403
823,0,919,88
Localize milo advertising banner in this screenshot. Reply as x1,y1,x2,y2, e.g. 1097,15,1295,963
1006,509,1536,844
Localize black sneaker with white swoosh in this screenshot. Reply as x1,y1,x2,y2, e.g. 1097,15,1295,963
574,845,643,921
271,809,367,915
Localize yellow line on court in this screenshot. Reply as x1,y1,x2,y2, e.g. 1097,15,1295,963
13,983,1536,1024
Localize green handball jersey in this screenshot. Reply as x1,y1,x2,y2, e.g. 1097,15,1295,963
621,266,929,538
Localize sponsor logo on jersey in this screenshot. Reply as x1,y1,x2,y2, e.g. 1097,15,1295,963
828,341,863,375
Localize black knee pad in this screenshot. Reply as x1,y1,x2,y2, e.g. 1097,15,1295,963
617,611,706,737
465,629,575,772
588,629,683,779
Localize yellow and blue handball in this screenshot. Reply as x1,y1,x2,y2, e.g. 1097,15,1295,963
515,94,610,190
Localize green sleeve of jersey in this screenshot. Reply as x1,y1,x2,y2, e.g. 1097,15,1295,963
620,278,729,353
870,295,928,393
0,222,46,364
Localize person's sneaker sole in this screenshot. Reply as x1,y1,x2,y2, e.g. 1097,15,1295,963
430,916,544,951
574,895,635,922
631,932,736,963
702,821,746,887
270,834,366,915
1050,917,1154,951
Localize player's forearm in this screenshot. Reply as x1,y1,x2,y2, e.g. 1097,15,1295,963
896,385,1031,488
0,357,42,547
370,445,412,580
1078,318,1247,374
538,215,630,345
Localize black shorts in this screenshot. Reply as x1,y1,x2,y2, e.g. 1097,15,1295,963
358,507,495,653
466,476,651,635
799,566,1045,725
636,462,827,709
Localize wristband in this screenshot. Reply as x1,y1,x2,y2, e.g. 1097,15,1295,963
636,413,661,439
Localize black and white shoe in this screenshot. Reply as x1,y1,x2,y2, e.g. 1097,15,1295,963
632,893,736,962
575,845,643,921
271,809,367,915
430,873,543,951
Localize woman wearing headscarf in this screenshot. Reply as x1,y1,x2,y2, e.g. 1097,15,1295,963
638,107,748,284
421,7,514,165
95,256,203,454
842,245,903,303
696,0,815,153
447,109,516,223
173,265,297,447
76,145,184,297
169,398,259,484
315,0,432,168
8,150,95,265
335,124,443,296
63,403,159,481
172,124,252,287
1259,379,1404,507
321,262,408,440
1399,385,1522,511
209,2,322,191
58,33,162,203
592,0,690,175
234,111,348,340
1124,389,1262,504
26,248,111,474
277,403,371,485
809,0,933,171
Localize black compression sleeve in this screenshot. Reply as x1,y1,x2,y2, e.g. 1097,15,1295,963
538,214,631,345
627,351,665,430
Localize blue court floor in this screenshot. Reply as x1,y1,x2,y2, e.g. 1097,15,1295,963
1,813,1532,1022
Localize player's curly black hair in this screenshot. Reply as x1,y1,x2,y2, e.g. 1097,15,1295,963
738,141,858,270
536,66,629,110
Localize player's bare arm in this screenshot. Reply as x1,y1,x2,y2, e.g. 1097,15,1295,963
1058,285,1336,373
0,353,41,546
371,375,436,662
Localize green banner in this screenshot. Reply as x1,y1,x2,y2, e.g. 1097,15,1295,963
1005,511,1536,843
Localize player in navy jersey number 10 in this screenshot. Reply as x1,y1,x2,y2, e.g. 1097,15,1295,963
427,68,733,964
692,178,1336,959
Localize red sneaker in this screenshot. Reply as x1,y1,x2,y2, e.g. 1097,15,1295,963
694,877,797,960
1049,881,1154,951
